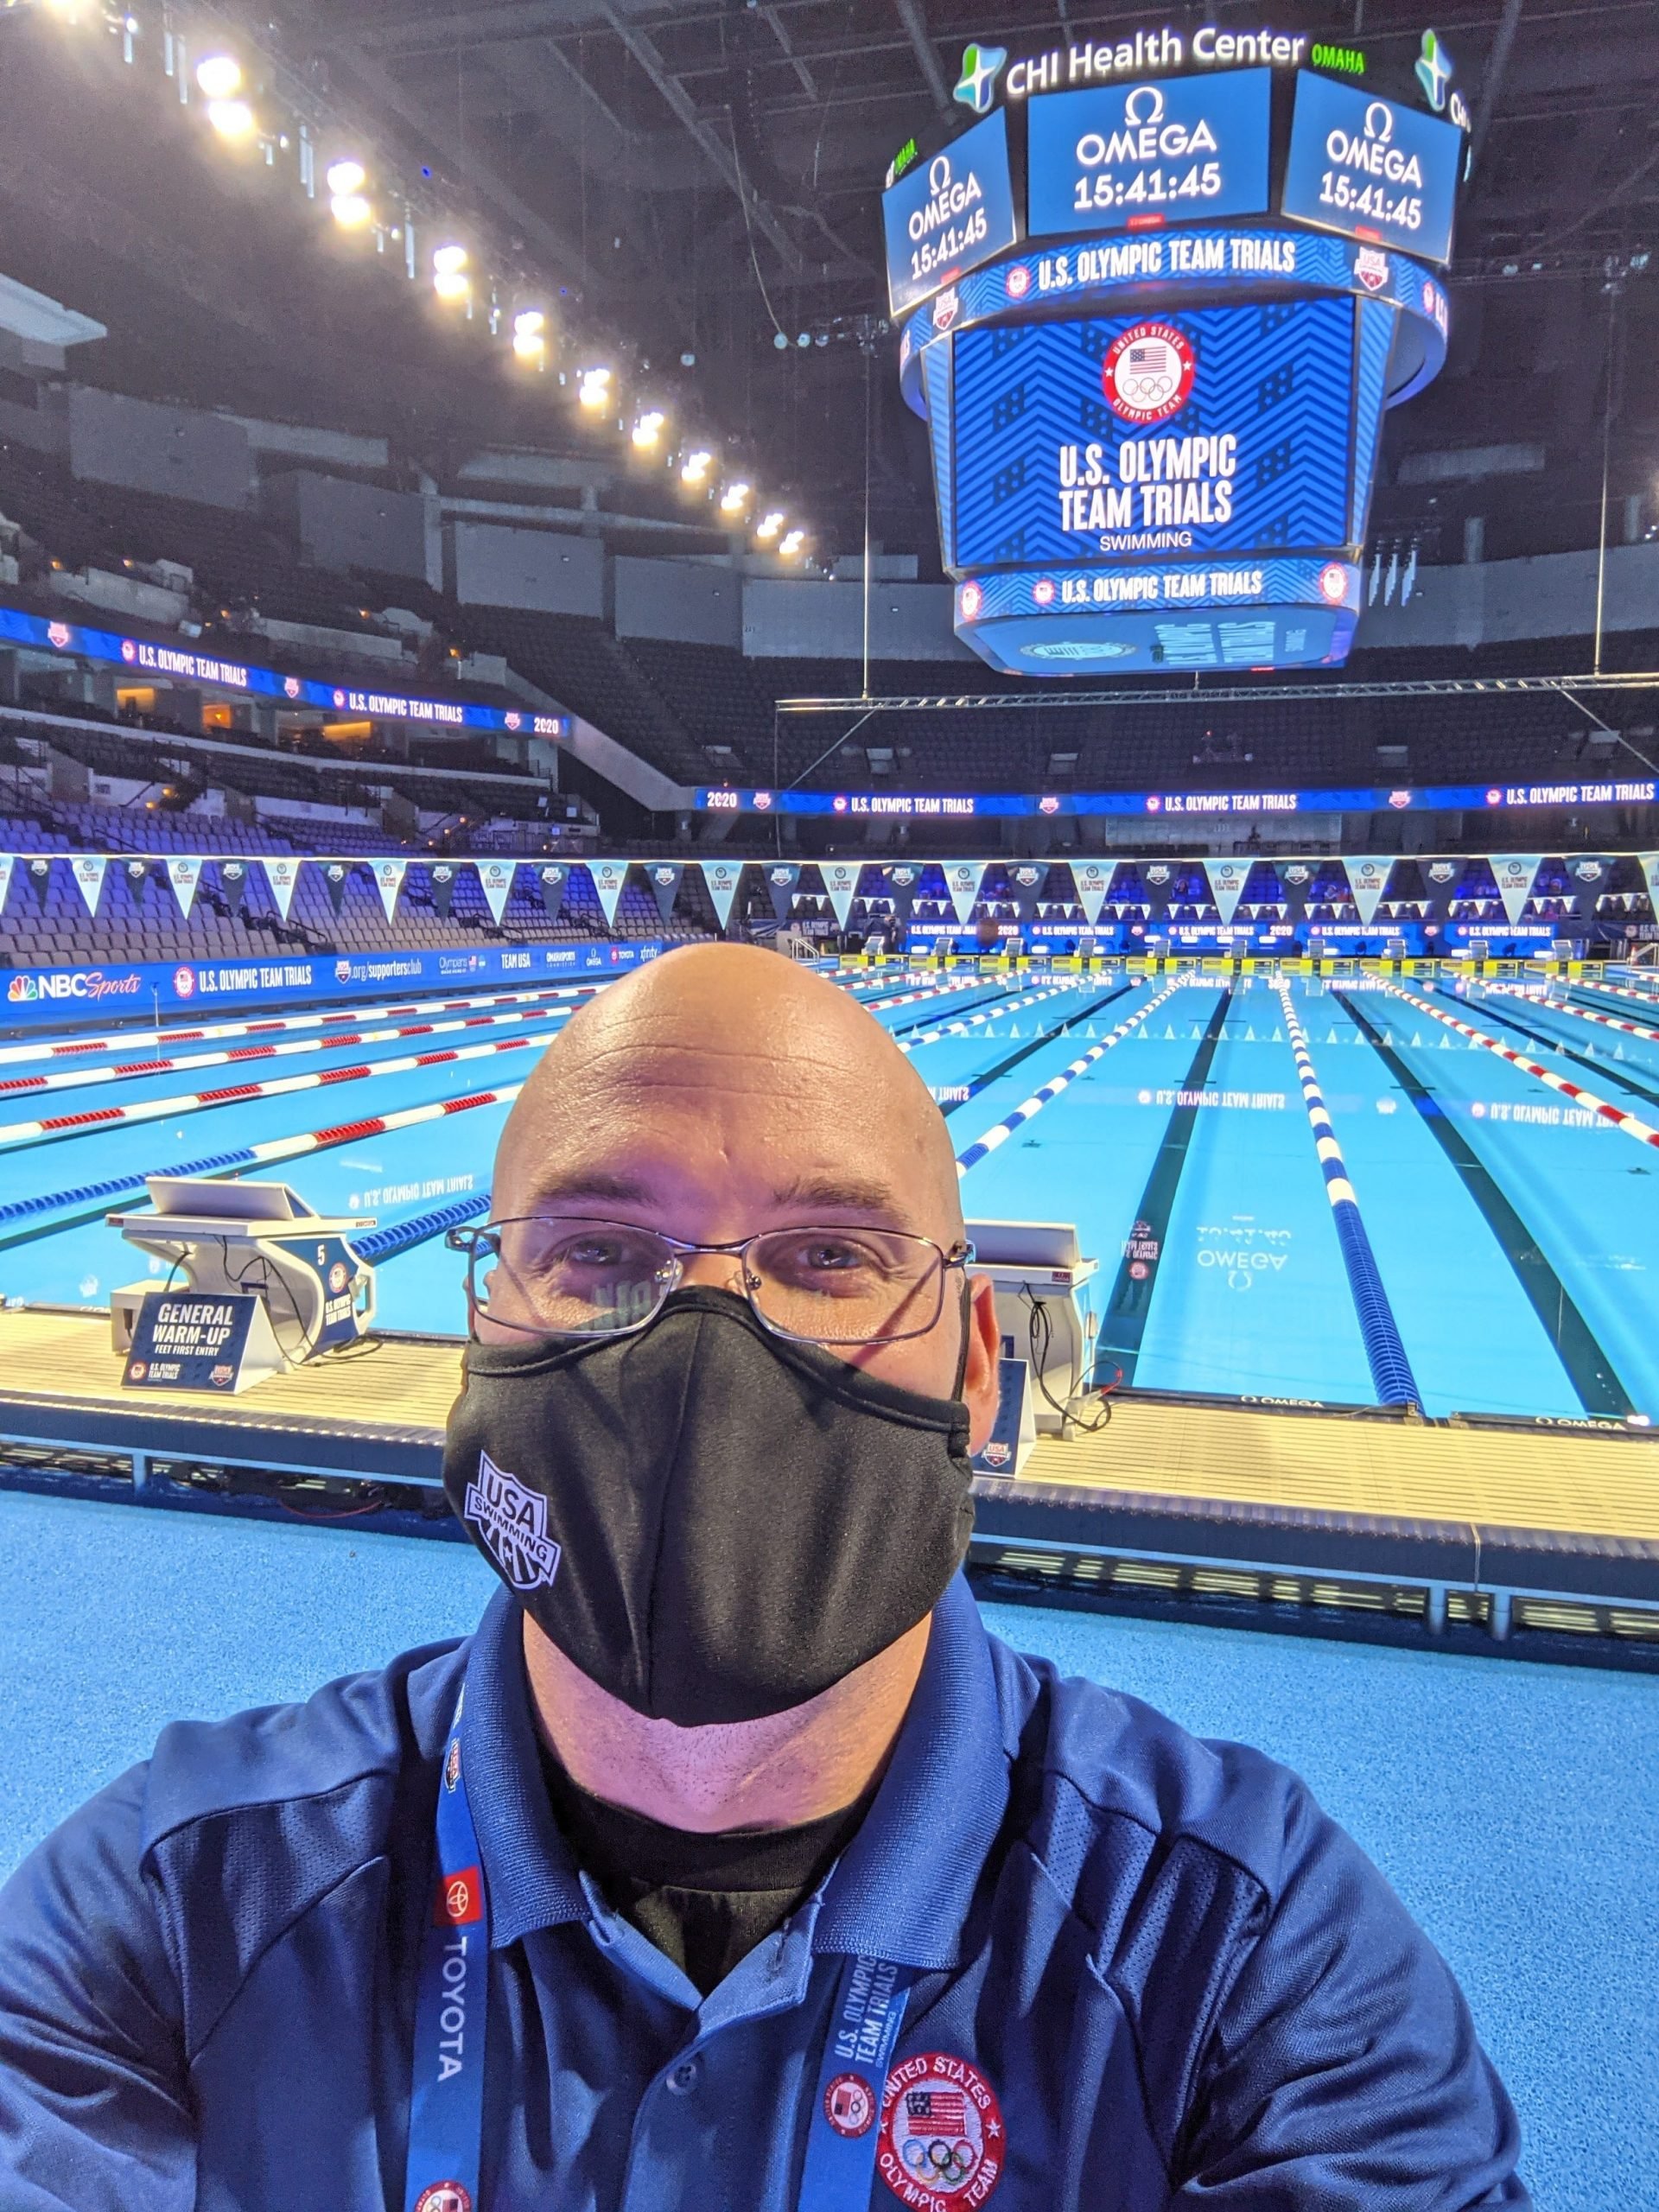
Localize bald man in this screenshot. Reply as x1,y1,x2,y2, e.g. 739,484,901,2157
0,946,1528,2210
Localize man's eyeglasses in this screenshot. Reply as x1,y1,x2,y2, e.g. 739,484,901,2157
445,1217,974,1346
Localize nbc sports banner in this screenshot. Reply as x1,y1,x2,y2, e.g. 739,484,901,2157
320,861,352,918
71,854,107,917
218,859,247,915
1347,856,1392,926
426,861,456,921
536,862,569,920
822,860,861,930
1205,858,1249,926
0,853,11,915
646,861,683,925
1492,854,1543,925
479,861,515,927
590,859,628,929
264,855,298,922
944,860,988,925
372,858,407,922
764,862,800,924
1070,860,1113,927
699,857,742,930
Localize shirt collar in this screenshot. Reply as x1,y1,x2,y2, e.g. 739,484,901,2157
810,1572,1014,1972
463,1570,1015,1969
464,1586,590,1948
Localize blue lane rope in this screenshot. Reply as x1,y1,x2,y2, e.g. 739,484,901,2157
1274,982,1421,1408
353,1192,491,1262
0,1147,257,1227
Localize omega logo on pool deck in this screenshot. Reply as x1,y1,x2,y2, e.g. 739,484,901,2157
879,2053,1005,2207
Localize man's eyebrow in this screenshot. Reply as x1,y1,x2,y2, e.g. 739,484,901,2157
517,1169,661,1211
766,1173,911,1216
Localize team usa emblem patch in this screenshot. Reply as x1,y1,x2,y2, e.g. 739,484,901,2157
823,2071,877,2137
878,2052,1004,2206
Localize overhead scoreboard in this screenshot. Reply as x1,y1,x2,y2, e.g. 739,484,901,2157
881,27,1466,675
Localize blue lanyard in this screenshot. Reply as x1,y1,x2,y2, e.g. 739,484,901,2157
404,1680,911,2212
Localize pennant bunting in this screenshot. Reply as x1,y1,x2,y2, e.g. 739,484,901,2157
372,857,408,923
479,861,515,927
764,862,800,924
321,861,352,918
1007,862,1046,926
536,863,569,920
646,861,683,925
218,859,248,916
590,859,628,930
1205,858,1250,926
1071,860,1113,927
25,856,51,910
0,854,11,916
1641,854,1659,920
883,863,920,930
124,858,152,901
72,854,108,917
1492,854,1543,925
264,855,298,923
821,860,861,930
699,858,743,930
1348,856,1393,926
944,860,988,925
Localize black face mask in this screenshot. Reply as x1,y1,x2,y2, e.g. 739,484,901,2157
442,1287,976,1726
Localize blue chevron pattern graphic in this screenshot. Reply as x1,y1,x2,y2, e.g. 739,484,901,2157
1350,296,1397,543
950,299,1357,569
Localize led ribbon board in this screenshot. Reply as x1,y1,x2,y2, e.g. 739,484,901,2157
893,39,1461,677
1027,70,1273,236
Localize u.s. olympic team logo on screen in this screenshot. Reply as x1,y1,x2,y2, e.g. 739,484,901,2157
1102,321,1195,425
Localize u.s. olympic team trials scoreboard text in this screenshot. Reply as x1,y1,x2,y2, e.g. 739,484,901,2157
882,23,1466,675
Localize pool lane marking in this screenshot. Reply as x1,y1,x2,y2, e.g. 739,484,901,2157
1088,983,1230,1389
859,975,1001,1012
1482,982,1659,1054
953,978,1183,1172
1338,992,1630,1416
0,995,604,1101
1274,983,1421,1408
0,1014,575,1153
0,1084,526,1248
899,981,1078,1050
1380,983,1659,1152
0,982,602,1069
941,982,1136,1120
1440,985,1659,1116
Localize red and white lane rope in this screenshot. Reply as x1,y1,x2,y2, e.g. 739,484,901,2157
1379,982,1659,1151
0,995,597,1101
900,981,1081,1052
232,1083,526,1174
954,980,1185,1174
1479,982,1659,1051
0,982,601,1071
0,1015,578,1152
1565,976,1659,1014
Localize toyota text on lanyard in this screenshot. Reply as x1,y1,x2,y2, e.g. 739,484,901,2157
404,1681,918,2212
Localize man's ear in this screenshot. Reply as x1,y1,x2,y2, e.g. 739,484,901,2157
961,1273,1002,1454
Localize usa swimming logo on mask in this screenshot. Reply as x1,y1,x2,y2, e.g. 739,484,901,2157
463,1453,562,1592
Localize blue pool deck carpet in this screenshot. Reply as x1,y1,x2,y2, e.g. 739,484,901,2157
0,1490,1651,2209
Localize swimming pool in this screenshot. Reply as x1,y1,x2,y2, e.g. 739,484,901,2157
3,965,1656,1421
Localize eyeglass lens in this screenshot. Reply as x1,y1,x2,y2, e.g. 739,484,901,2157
474,1218,947,1344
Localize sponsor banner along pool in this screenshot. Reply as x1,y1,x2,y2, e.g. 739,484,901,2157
1,941,664,1029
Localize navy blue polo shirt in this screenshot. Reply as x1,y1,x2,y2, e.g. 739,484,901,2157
0,1575,1528,2209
